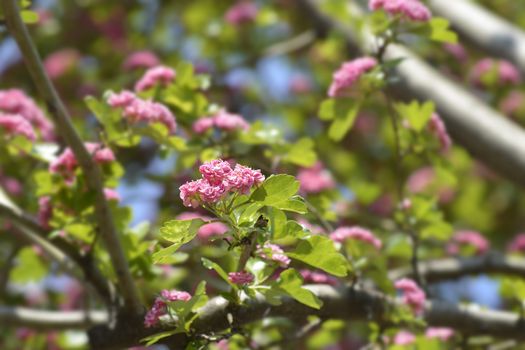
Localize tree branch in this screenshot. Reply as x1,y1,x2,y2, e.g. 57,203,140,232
88,284,525,349
296,0,525,188
0,306,108,330
429,0,525,74
0,0,141,313
389,253,525,282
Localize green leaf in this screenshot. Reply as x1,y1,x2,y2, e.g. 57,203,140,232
201,257,238,290
142,329,181,346
152,219,205,263
328,100,361,141
283,138,317,167
250,175,304,213
319,99,353,121
10,247,47,283
21,10,39,24
395,100,434,132
288,236,348,277
430,17,458,44
273,269,323,309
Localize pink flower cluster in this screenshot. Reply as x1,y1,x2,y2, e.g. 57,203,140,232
123,50,160,71
443,43,467,63
193,109,250,134
300,269,338,286
225,1,258,25
49,143,115,178
425,327,454,341
144,289,192,328
177,212,229,241
43,49,80,80
228,271,254,285
107,90,176,133
393,330,416,345
428,113,452,152
179,159,264,208
103,188,120,202
297,162,336,194
257,243,291,267
330,226,382,250
471,58,521,87
0,89,54,140
328,57,377,98
508,233,525,253
0,114,36,140
369,0,432,22
394,278,426,314
38,196,53,230
447,230,489,255
135,65,176,92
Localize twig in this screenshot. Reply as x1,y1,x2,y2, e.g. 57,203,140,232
0,0,141,313
0,244,20,297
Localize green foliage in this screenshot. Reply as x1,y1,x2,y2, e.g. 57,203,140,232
271,269,323,309
319,99,362,141
10,247,47,283
395,101,434,132
250,175,307,213
152,219,206,263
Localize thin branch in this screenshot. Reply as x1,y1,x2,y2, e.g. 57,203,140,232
389,253,525,282
0,0,141,313
429,0,525,74
88,284,525,349
0,244,20,297
297,0,525,189
0,306,108,330
264,30,316,57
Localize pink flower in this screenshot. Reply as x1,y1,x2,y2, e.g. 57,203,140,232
123,50,160,71
122,98,177,133
0,114,36,140
507,233,525,253
394,278,426,314
0,89,54,140
199,159,234,186
370,0,431,22
228,271,255,285
471,58,521,87
447,230,489,255
443,43,467,62
38,196,52,230
225,1,258,25
50,143,115,178
43,49,80,79
106,90,136,108
428,113,452,152
134,65,176,92
0,175,22,196
330,226,382,250
104,188,120,201
216,339,230,350
257,243,291,267
300,269,338,285
228,164,265,194
144,289,191,328
192,110,250,134
501,91,525,116
297,162,335,194
328,57,377,98
425,327,454,341
177,212,229,240
393,330,416,345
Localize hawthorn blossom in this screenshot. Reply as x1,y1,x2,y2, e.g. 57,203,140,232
0,114,36,140
38,196,52,229
470,58,521,87
394,278,426,314
330,226,382,250
43,49,79,79
177,212,229,241
393,330,416,345
369,0,431,22
123,50,160,71
428,113,452,152
225,1,258,25
443,43,467,62
228,271,255,285
144,289,192,328
501,91,525,116
257,243,291,267
192,109,250,134
508,233,525,253
0,174,22,196
447,230,489,255
0,89,54,140
297,162,336,194
49,143,115,178
328,57,377,97
425,327,454,341
300,269,338,286
107,91,177,133
180,159,264,208
104,188,120,201
135,65,176,92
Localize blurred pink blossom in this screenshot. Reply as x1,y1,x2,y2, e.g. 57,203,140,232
135,65,176,92
123,50,160,71
393,330,416,345
447,230,489,255
225,1,258,25
470,58,521,87
369,0,431,21
297,162,336,194
0,114,36,140
330,226,382,249
328,57,377,97
425,327,454,341
395,278,426,314
228,271,255,285
43,49,80,79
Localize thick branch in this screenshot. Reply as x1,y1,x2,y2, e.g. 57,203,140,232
297,0,525,188
0,306,108,330
429,0,525,74
88,284,525,350
0,0,141,313
389,253,525,282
